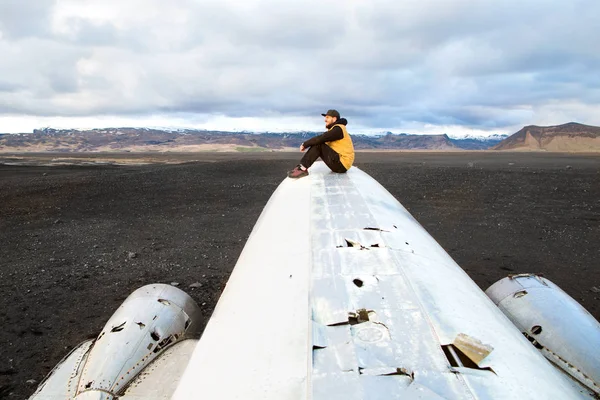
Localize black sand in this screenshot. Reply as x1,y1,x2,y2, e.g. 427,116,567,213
1,152,599,398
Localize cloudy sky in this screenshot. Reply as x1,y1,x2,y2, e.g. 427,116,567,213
1,0,599,136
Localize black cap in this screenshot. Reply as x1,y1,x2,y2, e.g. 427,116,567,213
321,109,340,118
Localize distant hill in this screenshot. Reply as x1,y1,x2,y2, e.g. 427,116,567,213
493,122,600,152
449,134,509,150
0,128,505,152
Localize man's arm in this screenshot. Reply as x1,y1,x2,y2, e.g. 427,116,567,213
302,126,344,147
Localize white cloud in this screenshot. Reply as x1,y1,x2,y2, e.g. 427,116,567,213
1,0,599,135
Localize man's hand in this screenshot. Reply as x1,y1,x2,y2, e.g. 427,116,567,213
300,144,306,152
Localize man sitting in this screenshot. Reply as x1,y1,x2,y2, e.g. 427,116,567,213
287,110,355,179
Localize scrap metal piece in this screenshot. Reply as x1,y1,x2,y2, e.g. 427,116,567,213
452,333,494,366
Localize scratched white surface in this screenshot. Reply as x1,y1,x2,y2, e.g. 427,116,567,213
173,174,312,400
309,162,593,399
174,162,594,400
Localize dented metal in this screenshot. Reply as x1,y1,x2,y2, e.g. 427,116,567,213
487,275,600,395
29,284,201,399
306,162,595,399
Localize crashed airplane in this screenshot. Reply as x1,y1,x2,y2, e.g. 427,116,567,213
29,162,600,399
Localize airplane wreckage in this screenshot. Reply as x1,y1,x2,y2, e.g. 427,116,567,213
29,162,600,399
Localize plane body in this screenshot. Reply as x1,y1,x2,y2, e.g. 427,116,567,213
31,162,599,399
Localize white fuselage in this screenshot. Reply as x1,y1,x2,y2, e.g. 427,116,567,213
173,162,594,399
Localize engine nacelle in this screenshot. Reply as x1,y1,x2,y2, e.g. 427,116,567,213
486,274,600,395
29,284,202,399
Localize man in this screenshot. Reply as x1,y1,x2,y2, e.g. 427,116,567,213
287,110,355,179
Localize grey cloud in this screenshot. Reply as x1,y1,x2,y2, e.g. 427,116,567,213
0,81,23,92
66,18,119,47
0,0,55,39
1,0,600,131
185,2,344,50
0,37,89,114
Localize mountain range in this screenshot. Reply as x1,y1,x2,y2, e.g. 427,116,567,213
492,122,600,152
0,128,505,152
1,122,598,152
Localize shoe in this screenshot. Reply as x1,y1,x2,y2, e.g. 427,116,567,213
287,165,309,179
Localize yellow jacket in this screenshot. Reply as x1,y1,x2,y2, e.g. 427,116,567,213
326,124,354,170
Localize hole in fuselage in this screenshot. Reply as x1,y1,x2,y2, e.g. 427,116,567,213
111,322,126,332
442,344,494,372
523,332,544,349
153,335,176,353
513,290,528,298
348,309,371,325
353,279,364,288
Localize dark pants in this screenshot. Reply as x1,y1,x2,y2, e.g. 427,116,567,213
300,143,347,173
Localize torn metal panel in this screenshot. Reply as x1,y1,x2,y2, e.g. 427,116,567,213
312,324,357,374
358,367,411,377
449,367,496,378
312,276,351,326
334,229,387,249
452,334,494,366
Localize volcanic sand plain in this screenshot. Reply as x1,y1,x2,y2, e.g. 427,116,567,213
1,151,599,398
